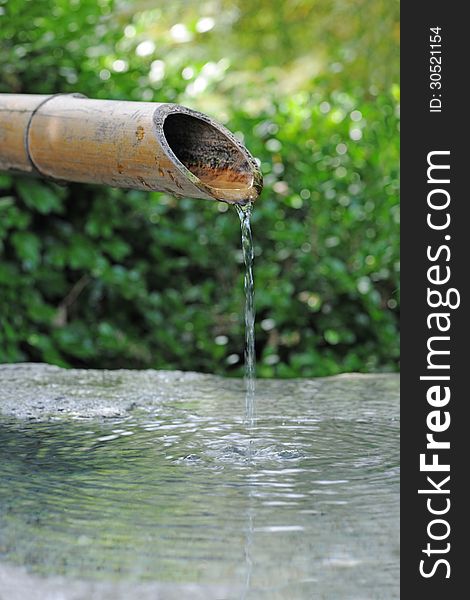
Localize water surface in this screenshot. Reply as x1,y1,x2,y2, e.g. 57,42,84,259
0,371,399,599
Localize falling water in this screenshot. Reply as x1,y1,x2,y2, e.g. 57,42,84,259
235,202,256,424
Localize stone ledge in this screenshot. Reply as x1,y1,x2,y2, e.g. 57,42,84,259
0,362,399,420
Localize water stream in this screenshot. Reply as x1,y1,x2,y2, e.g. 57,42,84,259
236,202,256,426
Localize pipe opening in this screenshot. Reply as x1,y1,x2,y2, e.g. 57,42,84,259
163,113,254,191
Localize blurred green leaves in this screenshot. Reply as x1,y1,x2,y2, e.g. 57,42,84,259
0,0,399,376
16,179,64,214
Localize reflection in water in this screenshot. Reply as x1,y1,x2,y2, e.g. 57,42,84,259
0,374,399,599
242,496,255,600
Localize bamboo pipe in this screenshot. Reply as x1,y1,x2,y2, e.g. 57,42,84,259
0,94,262,204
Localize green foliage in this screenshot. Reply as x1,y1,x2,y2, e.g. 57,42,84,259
0,0,399,376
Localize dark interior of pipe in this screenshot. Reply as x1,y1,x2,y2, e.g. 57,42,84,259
163,114,254,190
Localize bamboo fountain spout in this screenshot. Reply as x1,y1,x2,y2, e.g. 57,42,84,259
0,94,263,204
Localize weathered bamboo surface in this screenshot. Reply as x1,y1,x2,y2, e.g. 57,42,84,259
0,94,262,204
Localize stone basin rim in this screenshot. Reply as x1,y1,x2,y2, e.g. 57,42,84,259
0,362,400,421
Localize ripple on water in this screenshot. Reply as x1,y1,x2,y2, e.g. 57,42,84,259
0,373,399,599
